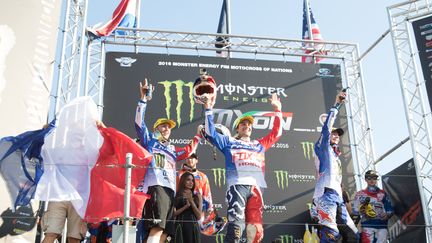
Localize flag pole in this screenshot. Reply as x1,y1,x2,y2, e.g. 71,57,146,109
225,0,231,34
304,0,315,63
135,0,141,53
124,153,133,243
225,0,231,57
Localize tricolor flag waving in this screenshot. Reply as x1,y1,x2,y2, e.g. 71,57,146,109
302,0,326,63
0,96,152,222
89,0,137,37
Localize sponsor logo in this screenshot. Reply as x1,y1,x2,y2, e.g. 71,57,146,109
421,29,432,36
158,80,293,129
388,201,421,241
316,68,335,78
212,168,226,188
274,170,289,189
274,170,315,190
420,23,432,30
217,83,288,97
289,174,315,182
278,234,299,243
300,142,315,160
388,201,420,241
115,57,137,67
159,80,194,127
153,153,166,168
264,204,287,213
213,109,293,131
215,233,225,243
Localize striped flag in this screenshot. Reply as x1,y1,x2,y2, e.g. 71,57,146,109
215,0,229,57
33,97,151,222
89,0,137,37
302,0,325,63
0,122,55,210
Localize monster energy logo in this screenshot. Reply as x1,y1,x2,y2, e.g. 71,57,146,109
154,153,165,168
274,170,289,189
300,142,314,160
278,234,294,243
159,80,194,127
212,168,226,188
215,233,225,243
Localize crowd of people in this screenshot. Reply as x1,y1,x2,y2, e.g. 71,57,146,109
38,74,394,243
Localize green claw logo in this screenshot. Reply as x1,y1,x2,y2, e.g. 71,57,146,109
211,168,226,188
159,80,194,127
279,235,294,243
300,142,315,160
215,233,225,243
278,234,294,243
274,170,289,190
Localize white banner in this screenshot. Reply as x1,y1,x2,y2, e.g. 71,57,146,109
0,0,62,242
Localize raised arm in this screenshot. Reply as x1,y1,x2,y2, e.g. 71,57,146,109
258,93,283,151
203,98,230,151
134,80,154,146
315,90,346,150
175,128,203,161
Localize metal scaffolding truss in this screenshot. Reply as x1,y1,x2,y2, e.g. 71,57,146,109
388,0,432,239
82,29,376,189
52,0,375,208
50,0,88,119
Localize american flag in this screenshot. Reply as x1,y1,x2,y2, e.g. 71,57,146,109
302,0,325,63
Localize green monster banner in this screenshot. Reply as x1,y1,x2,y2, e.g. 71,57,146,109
103,52,354,242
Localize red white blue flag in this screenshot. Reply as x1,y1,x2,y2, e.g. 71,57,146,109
29,97,151,222
91,0,137,37
302,0,325,63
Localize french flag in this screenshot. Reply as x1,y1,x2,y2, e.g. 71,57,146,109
91,0,137,37
301,0,326,63
0,97,151,223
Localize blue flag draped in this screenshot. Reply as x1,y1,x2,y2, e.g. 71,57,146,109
0,121,55,209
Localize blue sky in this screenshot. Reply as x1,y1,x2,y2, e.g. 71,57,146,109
87,0,411,175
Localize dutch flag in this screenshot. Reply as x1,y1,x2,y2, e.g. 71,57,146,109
90,0,137,37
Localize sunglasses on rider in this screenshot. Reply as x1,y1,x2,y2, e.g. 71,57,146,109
365,176,378,180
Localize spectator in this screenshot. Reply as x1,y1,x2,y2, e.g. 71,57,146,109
172,172,202,243
353,170,394,243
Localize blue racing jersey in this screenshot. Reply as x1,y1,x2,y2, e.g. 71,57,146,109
313,106,343,199
353,186,394,229
204,108,282,189
135,101,200,192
